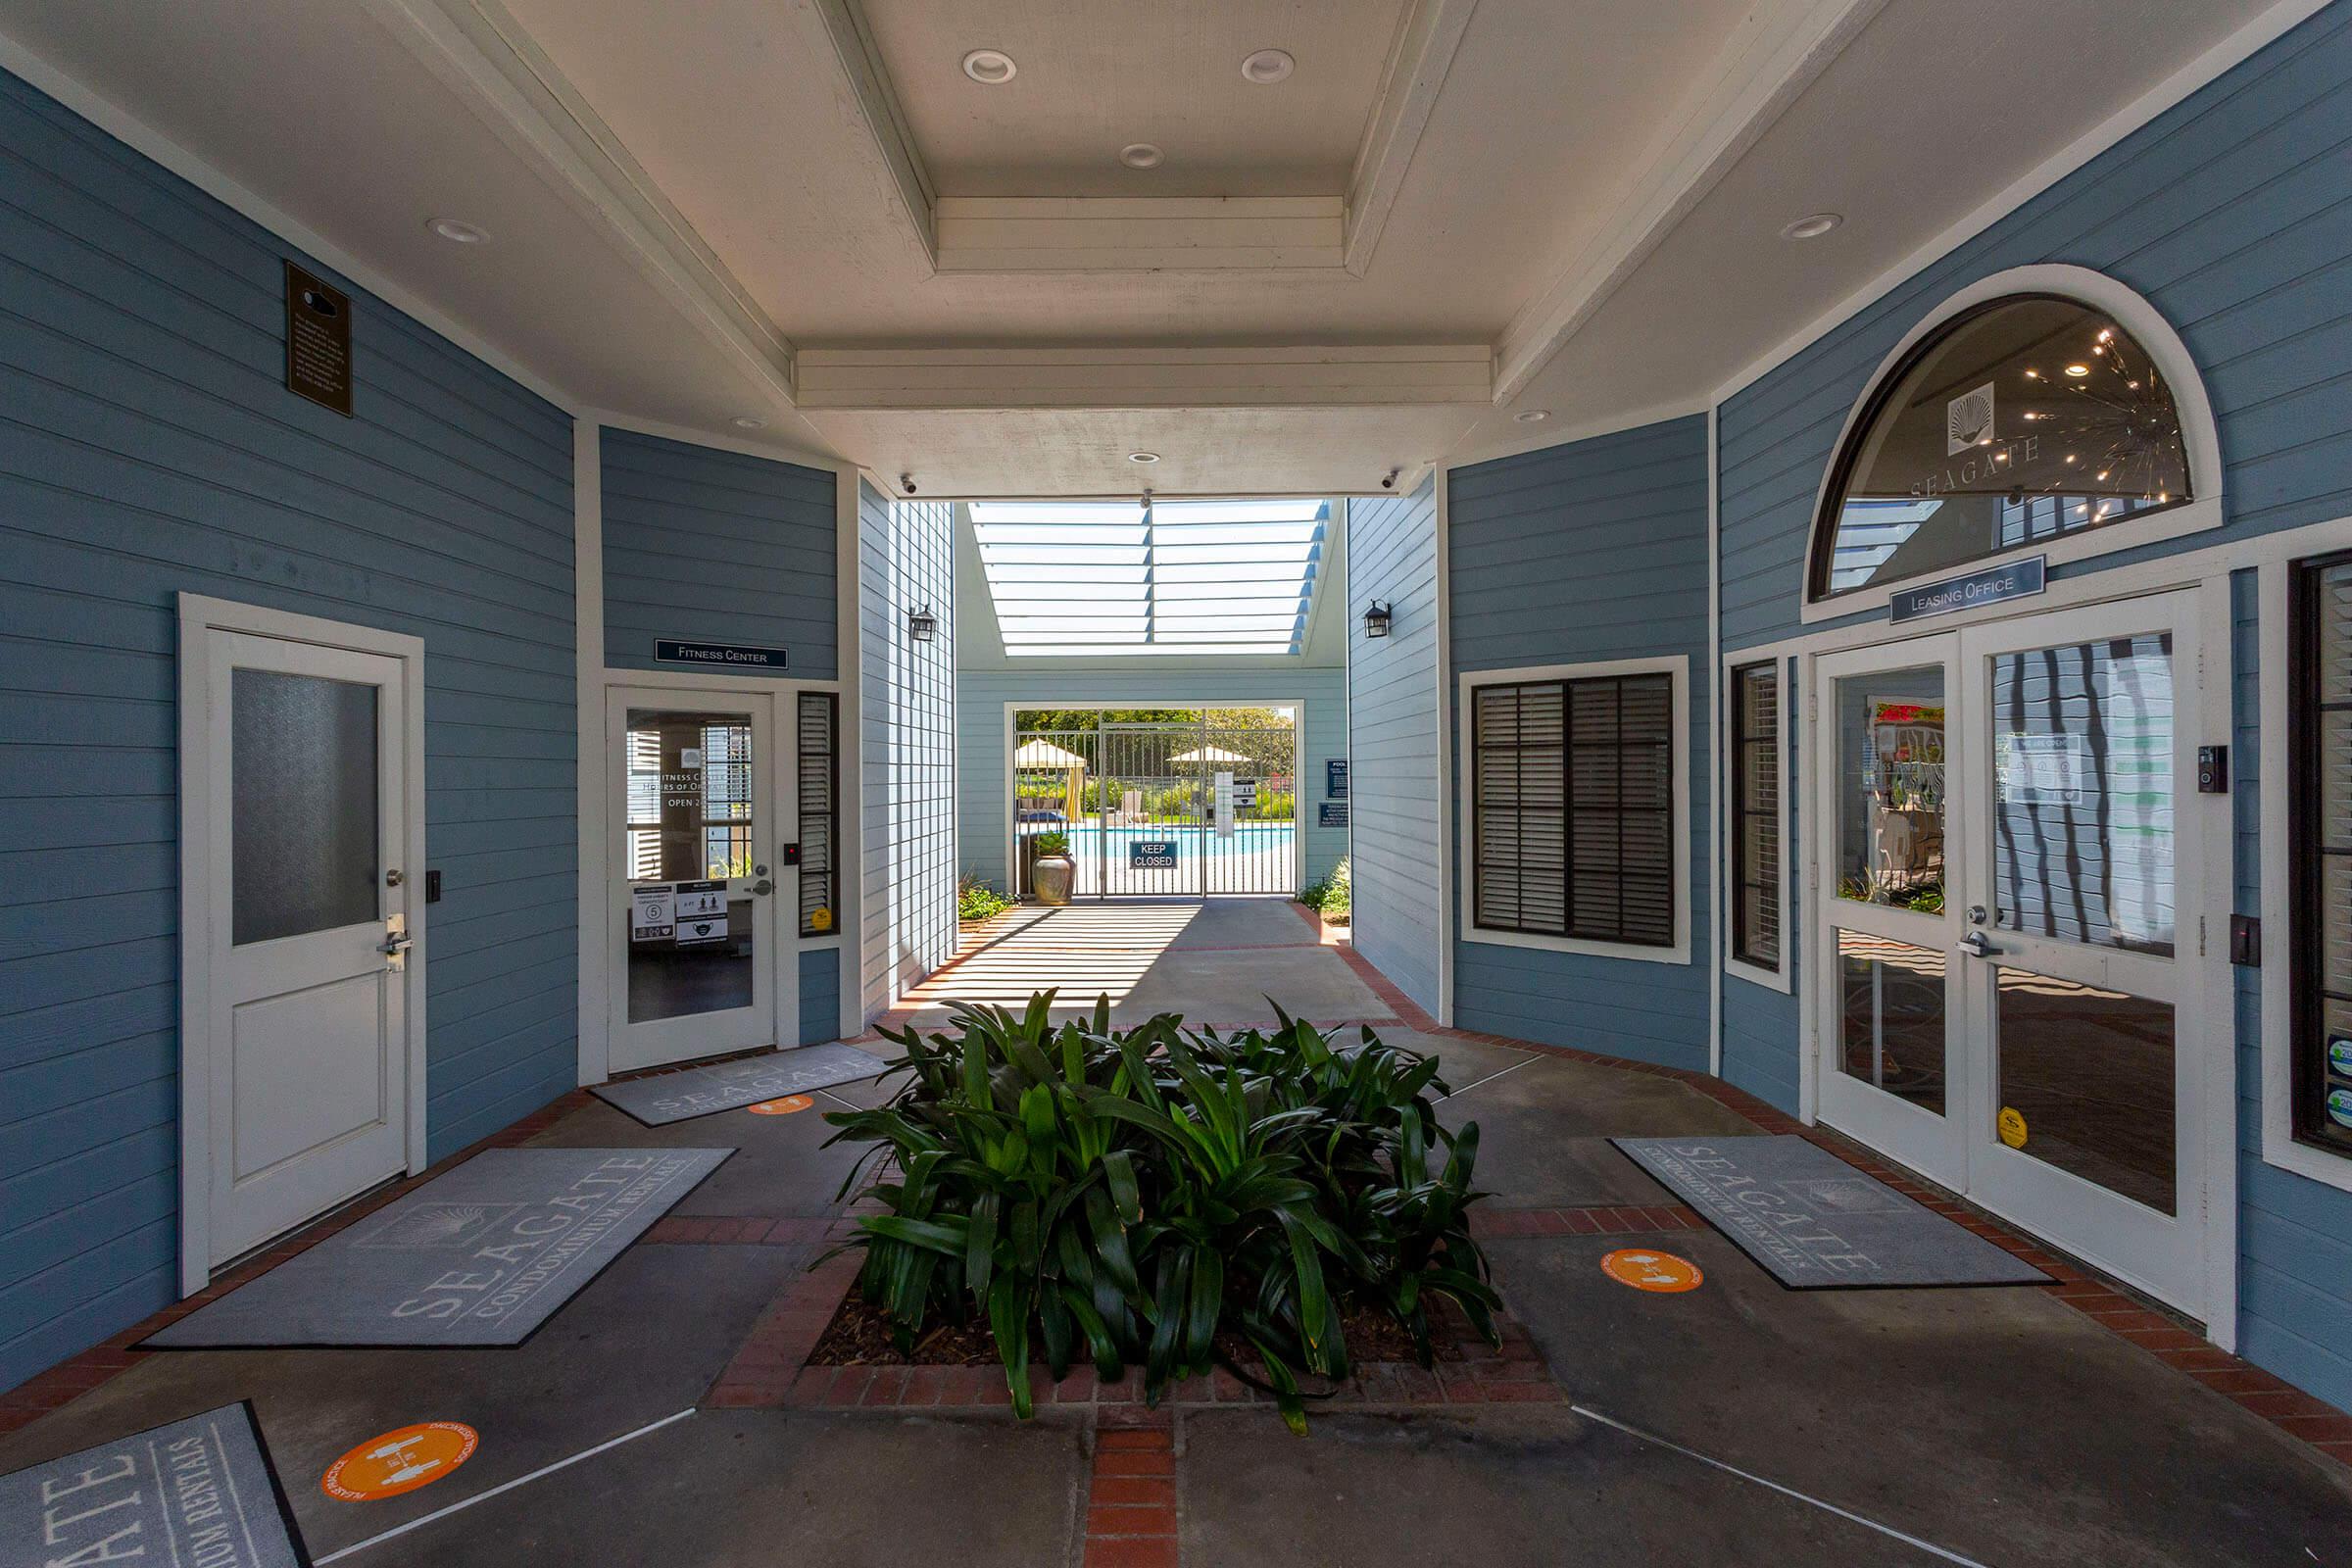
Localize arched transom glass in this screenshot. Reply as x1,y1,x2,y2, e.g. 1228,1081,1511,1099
1809,294,2192,602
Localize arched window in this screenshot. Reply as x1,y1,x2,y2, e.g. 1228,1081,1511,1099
1808,293,2194,604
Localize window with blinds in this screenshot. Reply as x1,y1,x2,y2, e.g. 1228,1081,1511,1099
1731,662,1782,970
798,692,839,938
2292,552,2352,1157
1472,670,1676,947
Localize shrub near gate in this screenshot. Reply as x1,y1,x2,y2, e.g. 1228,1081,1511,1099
819,994,1501,1431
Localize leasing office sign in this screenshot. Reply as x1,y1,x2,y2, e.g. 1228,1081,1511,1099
1887,555,2046,623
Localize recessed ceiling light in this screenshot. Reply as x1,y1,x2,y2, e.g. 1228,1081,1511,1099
427,217,489,245
1127,451,1160,464
1119,142,1165,170
961,49,1017,84
1779,213,1841,241
2064,363,2091,377
731,416,766,430
1241,48,1295,84
1513,410,1550,424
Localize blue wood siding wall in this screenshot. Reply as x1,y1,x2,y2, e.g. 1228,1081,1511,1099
1345,478,1442,1016
1719,4,2352,654
0,67,576,1393
1447,416,1711,1069
799,945,841,1046
1710,5,2352,1413
956,666,1348,894
602,429,836,679
858,485,956,1021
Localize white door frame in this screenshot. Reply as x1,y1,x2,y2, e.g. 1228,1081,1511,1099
1796,571,2233,1322
997,699,1309,901
175,593,428,1297
580,667,840,1083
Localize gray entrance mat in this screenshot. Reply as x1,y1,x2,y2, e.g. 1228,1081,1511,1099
589,1044,890,1126
145,1148,730,1348
2,1401,308,1568
1613,1136,2051,1289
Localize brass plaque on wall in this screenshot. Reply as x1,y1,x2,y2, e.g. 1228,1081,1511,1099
284,261,353,416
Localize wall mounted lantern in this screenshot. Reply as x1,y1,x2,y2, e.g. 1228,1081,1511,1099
1363,601,1394,639
908,606,938,643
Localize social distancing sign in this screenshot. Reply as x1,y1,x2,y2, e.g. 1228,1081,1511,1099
1599,1249,1704,1294
321,1422,478,1500
748,1094,814,1115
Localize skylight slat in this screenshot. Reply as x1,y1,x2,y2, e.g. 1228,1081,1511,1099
982,497,1324,658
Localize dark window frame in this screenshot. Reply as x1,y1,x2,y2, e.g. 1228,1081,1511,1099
1729,660,1782,972
2290,549,2352,1157
1804,291,2195,606
1470,668,1678,950
797,691,840,938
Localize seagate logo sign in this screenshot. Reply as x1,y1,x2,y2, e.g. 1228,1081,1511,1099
1946,381,1994,455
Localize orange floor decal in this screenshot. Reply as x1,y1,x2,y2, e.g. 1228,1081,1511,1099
1599,1249,1704,1294
748,1094,815,1115
321,1422,479,1500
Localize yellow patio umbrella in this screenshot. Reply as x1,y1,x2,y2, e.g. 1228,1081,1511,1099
1013,737,1089,822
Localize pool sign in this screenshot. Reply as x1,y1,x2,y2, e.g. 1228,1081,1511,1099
1318,802,1348,827
1130,839,1178,869
1326,759,1348,799
1888,554,2046,622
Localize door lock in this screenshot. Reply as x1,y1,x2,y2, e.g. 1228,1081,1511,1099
379,912,414,971
1958,930,1999,958
1965,904,1986,926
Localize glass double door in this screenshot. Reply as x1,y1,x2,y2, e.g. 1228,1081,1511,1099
1815,591,2207,1312
607,688,788,1072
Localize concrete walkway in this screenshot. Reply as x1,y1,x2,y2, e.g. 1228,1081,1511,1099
3,905,2346,1566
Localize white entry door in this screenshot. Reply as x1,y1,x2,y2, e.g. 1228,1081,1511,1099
607,688,783,1071
196,626,412,1268
1815,590,2212,1312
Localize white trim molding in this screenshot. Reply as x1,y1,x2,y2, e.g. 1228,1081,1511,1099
1454,654,1694,966
174,594,429,1297
1798,265,2226,625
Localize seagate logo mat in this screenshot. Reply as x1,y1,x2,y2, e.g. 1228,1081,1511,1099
1,1402,307,1568
143,1149,731,1348
591,1044,888,1126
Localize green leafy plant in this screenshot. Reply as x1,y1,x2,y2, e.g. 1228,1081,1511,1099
957,874,1013,922
1319,858,1351,922
1031,831,1071,858
819,994,1500,1432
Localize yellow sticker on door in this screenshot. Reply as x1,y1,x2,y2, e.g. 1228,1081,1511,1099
808,906,834,932
1997,1106,2029,1149
321,1422,478,1500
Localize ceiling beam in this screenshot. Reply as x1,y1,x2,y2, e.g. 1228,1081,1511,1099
360,0,800,406
936,197,1346,273
1344,0,1480,277
1492,0,1888,404
798,345,1494,411
808,0,939,269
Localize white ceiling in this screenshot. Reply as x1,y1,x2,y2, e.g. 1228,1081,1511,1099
0,0,2301,495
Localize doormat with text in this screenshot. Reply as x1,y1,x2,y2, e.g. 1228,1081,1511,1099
590,1045,889,1126
1613,1136,2050,1289
1,1401,308,1568
145,1148,730,1348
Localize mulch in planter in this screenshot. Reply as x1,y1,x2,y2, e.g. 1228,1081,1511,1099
808,1286,1465,1372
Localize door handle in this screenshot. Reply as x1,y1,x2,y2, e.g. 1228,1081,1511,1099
752,879,774,896
377,934,415,956
1958,930,2000,958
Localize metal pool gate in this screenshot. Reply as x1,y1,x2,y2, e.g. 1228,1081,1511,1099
1011,710,1299,899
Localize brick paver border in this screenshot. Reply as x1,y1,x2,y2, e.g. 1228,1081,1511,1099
9,918,2345,1475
